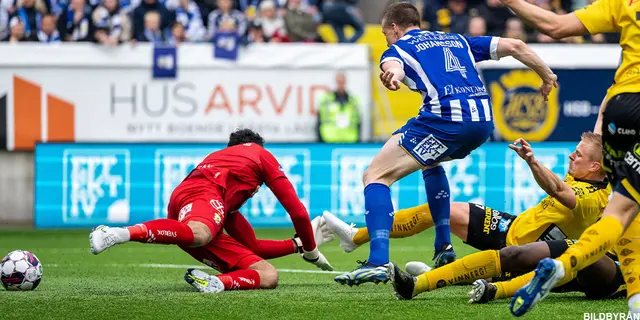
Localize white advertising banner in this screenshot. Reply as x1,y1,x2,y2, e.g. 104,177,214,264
0,43,371,150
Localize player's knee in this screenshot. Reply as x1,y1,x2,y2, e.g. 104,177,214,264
187,221,212,247
499,246,530,273
250,261,278,289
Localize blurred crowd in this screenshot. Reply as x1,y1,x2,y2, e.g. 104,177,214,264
0,0,619,44
420,0,619,43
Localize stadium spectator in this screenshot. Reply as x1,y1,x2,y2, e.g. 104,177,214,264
38,13,60,42
245,19,267,43
434,0,469,34
283,0,318,42
256,0,285,40
471,0,513,36
132,0,174,42
57,0,93,41
322,0,364,43
139,10,170,42
208,0,247,40
316,71,361,143
93,0,131,45
167,20,186,44
0,6,8,40
168,0,206,41
10,0,47,41
5,18,28,42
466,15,486,37
503,17,526,42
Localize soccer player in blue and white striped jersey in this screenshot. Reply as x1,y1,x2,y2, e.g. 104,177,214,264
333,2,558,286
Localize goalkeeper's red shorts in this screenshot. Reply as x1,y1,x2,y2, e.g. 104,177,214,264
181,233,264,273
167,175,227,235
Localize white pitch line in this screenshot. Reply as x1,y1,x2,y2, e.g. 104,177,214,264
46,263,347,275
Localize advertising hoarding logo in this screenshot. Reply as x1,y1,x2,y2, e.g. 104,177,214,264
331,149,400,217
244,149,310,218
505,148,570,214
62,149,130,224
10,76,75,150
154,149,213,219
490,70,559,141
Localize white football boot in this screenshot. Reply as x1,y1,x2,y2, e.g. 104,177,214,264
184,268,225,293
89,225,124,255
322,211,359,253
405,261,432,276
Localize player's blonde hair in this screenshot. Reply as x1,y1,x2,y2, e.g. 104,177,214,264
580,131,603,162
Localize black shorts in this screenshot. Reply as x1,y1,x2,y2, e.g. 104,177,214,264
602,93,640,204
465,203,517,250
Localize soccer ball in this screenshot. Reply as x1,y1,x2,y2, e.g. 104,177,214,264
0,250,43,291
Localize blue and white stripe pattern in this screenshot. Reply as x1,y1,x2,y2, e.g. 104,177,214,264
207,9,247,39
174,1,205,41
93,6,122,39
380,29,500,122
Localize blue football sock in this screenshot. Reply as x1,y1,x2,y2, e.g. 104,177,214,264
364,183,394,266
423,166,452,251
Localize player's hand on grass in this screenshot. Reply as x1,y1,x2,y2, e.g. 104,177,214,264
539,74,558,101
380,70,402,91
509,138,535,163
302,248,334,271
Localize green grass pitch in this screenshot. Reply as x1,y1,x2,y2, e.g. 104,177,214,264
0,228,629,319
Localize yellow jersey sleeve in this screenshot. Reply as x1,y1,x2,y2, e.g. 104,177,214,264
570,182,609,220
574,0,620,34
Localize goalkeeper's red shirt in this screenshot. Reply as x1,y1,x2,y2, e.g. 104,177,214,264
187,143,316,251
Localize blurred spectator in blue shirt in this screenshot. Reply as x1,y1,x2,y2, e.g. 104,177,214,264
322,0,363,43
433,0,468,34
0,6,8,40
140,10,170,42
57,0,93,41
167,0,205,41
10,0,47,41
133,0,173,42
208,0,246,39
93,0,131,45
37,13,60,41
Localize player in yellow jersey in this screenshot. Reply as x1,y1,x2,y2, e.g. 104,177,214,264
488,0,640,316
324,133,621,298
326,133,608,256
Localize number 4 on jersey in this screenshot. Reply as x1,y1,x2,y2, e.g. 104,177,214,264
444,47,467,79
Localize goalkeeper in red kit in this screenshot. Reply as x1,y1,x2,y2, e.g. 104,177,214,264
89,129,334,294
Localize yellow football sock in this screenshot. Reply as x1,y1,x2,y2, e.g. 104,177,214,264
556,216,624,283
494,272,534,300
353,203,434,245
414,250,501,295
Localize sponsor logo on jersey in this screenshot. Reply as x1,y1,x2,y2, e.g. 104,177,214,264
609,123,636,136
624,144,640,174
157,230,177,237
483,207,502,234
490,70,559,141
412,134,449,162
178,203,192,222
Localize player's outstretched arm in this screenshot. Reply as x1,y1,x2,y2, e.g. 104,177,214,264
509,138,577,209
496,38,557,101
500,0,588,39
593,96,608,135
